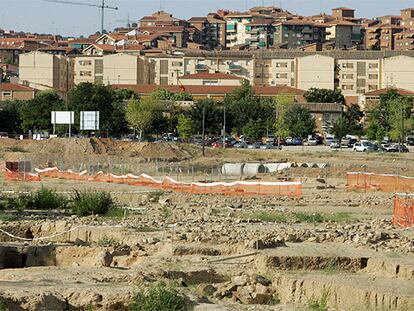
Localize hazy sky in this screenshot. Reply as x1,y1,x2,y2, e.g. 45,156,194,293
1,0,412,36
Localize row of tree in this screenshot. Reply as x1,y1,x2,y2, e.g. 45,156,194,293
0,82,412,142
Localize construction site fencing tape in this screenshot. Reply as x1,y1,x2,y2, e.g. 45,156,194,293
32,167,302,197
4,168,41,182
392,193,414,228
347,172,414,193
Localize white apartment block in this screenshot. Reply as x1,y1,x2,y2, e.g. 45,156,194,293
224,14,253,48
19,50,414,106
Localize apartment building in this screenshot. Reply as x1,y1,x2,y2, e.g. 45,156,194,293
73,55,103,85
207,13,227,48
19,51,73,98
273,20,323,49
148,52,253,85
178,72,244,86
365,25,404,50
224,12,253,48
245,19,275,49
332,7,355,19
394,31,414,50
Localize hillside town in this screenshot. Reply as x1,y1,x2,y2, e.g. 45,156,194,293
0,5,413,107
2,2,414,311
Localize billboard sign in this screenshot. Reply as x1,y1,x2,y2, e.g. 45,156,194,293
51,111,74,124
80,111,100,130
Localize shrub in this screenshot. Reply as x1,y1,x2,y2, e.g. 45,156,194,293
0,193,31,211
97,234,119,247
29,187,67,210
0,298,8,311
307,290,329,311
71,190,115,216
130,282,185,311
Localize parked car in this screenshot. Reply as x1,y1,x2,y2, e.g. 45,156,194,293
286,137,302,146
353,141,375,152
260,143,282,150
330,140,340,148
406,135,414,146
211,141,233,148
391,144,409,153
307,137,318,146
346,138,357,148
234,141,248,148
247,142,262,149
265,135,276,144
0,132,9,139
324,136,335,146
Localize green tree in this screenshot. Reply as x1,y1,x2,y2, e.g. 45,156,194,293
366,89,413,141
126,97,162,139
176,114,195,141
329,117,350,146
283,104,316,139
343,104,364,135
225,81,275,135
274,94,295,138
0,100,22,133
304,88,345,104
150,88,174,100
190,99,222,134
243,118,266,140
20,90,64,132
150,88,193,101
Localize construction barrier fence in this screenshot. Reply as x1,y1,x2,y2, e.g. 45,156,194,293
392,194,414,228
4,168,41,182
33,167,302,197
347,172,414,193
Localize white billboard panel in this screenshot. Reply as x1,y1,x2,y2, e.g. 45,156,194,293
80,111,100,130
51,111,74,124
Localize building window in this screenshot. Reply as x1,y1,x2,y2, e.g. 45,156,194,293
79,60,92,66
368,74,378,79
369,63,379,69
276,73,288,78
2,91,12,97
80,71,92,76
341,84,354,90
341,74,354,79
275,62,288,68
342,63,354,69
172,61,183,67
368,85,378,91
203,80,218,85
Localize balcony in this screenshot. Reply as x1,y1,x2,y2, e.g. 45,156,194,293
195,64,208,71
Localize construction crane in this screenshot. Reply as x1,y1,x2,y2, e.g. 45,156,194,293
43,0,118,34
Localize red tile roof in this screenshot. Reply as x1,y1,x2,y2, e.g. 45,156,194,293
111,84,305,96
0,83,35,92
178,72,243,80
139,26,185,33
365,87,414,96
116,44,146,51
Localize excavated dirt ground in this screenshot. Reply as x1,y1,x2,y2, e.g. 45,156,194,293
0,139,414,310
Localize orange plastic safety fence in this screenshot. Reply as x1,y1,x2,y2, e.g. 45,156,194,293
4,169,41,182
392,196,414,228
35,167,302,197
347,172,414,193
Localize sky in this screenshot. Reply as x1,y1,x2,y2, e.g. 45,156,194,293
1,0,413,37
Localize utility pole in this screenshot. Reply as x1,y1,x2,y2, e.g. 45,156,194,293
223,105,226,148
202,107,206,156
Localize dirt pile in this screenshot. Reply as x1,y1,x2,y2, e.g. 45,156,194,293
0,138,195,162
